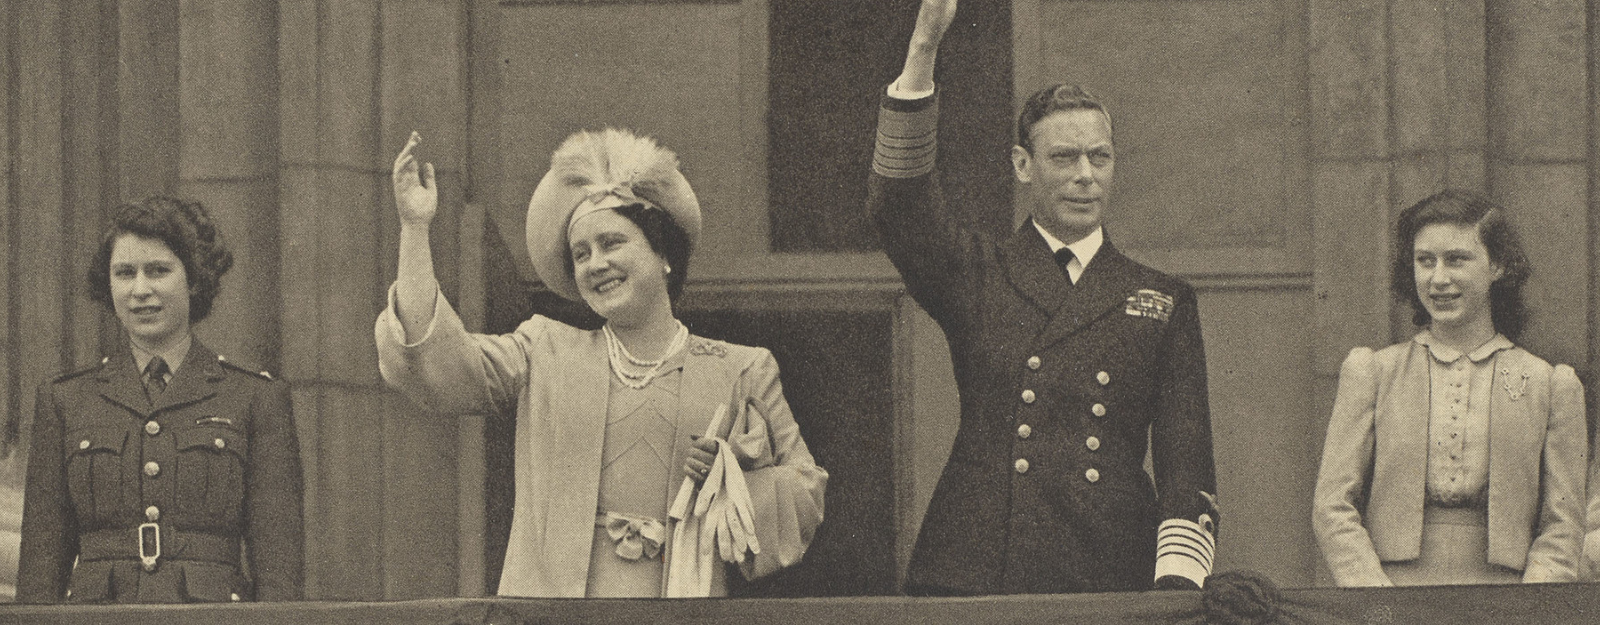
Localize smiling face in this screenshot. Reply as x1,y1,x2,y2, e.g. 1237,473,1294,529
568,208,673,325
1413,222,1502,333
109,233,192,350
1012,108,1115,243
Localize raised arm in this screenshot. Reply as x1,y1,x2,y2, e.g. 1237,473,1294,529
869,0,979,331
894,0,957,94
392,131,441,342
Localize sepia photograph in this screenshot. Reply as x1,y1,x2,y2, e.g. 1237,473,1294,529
0,0,1597,622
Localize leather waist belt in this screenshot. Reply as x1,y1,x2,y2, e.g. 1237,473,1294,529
79,526,240,567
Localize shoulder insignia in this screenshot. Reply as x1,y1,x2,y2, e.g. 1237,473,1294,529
1125,288,1175,322
51,357,110,383
218,354,275,381
689,339,728,358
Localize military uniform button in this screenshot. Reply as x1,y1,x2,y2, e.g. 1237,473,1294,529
145,506,160,522
145,421,161,436
79,440,91,450
1091,403,1107,417
230,593,241,602
143,461,160,477
1086,436,1101,451
1085,468,1100,483
1097,371,1111,386
214,438,226,450
1014,458,1030,474
1027,356,1041,371
1017,424,1032,439
1021,389,1036,404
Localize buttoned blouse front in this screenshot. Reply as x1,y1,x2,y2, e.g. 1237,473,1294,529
1417,332,1512,507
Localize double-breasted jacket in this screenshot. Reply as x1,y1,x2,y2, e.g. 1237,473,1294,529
869,91,1218,594
16,340,304,603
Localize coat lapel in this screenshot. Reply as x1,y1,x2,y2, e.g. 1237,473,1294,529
998,221,1070,316
98,347,153,418
1486,350,1537,546
1031,239,1142,351
152,341,223,414
541,329,610,595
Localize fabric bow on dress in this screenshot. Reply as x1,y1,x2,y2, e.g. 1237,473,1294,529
604,512,666,561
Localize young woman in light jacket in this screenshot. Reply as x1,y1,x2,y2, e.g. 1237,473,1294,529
1312,189,1585,586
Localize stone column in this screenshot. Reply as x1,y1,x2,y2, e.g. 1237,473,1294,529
1486,0,1588,367
178,0,281,366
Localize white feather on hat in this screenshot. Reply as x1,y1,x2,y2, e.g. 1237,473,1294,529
525,128,701,302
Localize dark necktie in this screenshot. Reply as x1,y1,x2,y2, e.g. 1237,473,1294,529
144,356,170,399
1054,248,1078,286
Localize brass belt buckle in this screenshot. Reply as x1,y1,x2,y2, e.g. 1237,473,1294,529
138,522,161,572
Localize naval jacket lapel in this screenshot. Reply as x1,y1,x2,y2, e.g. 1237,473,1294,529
998,222,1071,316
1002,226,1141,350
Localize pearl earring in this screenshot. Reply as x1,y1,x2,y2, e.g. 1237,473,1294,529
664,265,672,275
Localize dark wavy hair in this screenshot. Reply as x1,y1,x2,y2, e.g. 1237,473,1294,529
1016,84,1113,152
563,204,691,303
87,196,235,323
1390,189,1530,340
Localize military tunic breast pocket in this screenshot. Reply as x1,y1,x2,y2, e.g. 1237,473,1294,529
173,426,248,523
64,427,129,523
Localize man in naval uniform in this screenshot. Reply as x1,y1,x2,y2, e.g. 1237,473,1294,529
869,0,1219,594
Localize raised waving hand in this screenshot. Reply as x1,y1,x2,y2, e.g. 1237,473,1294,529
391,131,441,339
897,0,958,93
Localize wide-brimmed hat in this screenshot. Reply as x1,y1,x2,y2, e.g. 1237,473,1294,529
524,128,701,302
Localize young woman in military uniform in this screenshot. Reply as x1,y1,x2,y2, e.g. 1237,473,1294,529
16,197,303,603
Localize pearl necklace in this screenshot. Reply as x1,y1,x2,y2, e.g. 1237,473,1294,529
603,322,688,390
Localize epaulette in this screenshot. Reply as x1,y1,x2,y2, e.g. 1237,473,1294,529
51,356,111,383
216,354,276,381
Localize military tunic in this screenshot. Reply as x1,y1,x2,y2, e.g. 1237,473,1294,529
869,91,1218,594
16,340,304,603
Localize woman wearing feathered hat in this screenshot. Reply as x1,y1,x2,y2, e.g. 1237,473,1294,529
375,130,826,597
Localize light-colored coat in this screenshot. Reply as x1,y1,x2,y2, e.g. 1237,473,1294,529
1312,339,1586,586
375,286,826,597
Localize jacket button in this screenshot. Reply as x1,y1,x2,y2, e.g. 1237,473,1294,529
1014,458,1030,474
79,440,90,450
1085,468,1101,483
1021,389,1036,404
214,438,226,450
1097,371,1111,386
1017,424,1032,439
1027,356,1041,371
143,461,160,477
1091,403,1107,417
230,593,241,602
145,505,160,522
145,421,161,436
1086,436,1101,451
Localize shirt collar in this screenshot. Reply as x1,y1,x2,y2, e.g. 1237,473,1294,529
1033,222,1104,270
130,333,192,376
1413,330,1513,364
